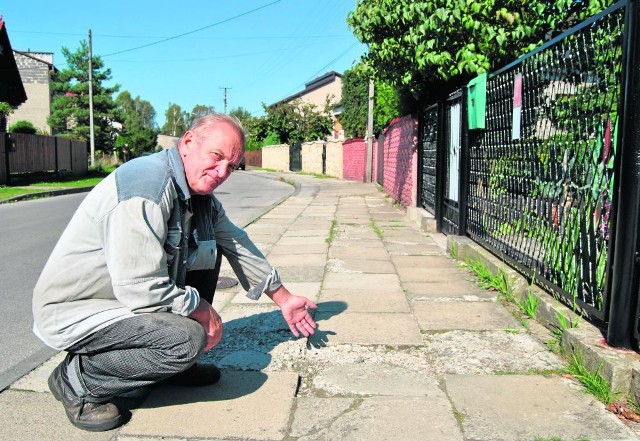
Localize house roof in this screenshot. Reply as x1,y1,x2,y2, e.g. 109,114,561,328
0,19,27,106
14,50,55,67
270,71,343,108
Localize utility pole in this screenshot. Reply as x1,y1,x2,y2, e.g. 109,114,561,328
365,77,374,182
220,87,231,113
88,29,95,167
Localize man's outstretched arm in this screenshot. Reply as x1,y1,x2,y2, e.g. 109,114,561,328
266,285,317,337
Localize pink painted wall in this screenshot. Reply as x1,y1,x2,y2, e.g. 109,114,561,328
342,138,366,182
381,115,419,207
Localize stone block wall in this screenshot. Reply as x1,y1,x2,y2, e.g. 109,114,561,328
261,144,289,171
302,141,324,175
325,140,343,178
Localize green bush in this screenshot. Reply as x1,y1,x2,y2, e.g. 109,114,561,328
9,120,37,134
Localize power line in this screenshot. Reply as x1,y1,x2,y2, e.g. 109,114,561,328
101,0,282,58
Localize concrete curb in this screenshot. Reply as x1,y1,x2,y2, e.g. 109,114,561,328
0,186,95,204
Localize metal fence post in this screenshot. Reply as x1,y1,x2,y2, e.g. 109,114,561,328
458,88,470,235
435,101,446,232
607,0,640,348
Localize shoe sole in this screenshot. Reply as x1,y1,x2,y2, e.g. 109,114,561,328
48,371,124,432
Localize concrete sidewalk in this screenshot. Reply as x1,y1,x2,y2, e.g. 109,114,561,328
2,173,639,440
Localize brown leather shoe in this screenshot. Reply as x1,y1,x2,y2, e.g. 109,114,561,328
48,362,123,432
163,363,221,387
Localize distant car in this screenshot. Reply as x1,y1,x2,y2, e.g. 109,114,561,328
237,158,246,170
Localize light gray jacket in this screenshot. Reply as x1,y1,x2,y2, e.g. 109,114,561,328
33,148,281,350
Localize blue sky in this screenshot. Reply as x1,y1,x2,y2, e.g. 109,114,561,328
2,0,365,125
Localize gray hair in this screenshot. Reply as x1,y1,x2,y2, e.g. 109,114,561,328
184,113,246,148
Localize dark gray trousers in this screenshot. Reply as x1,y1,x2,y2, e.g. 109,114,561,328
64,313,207,401
62,249,224,402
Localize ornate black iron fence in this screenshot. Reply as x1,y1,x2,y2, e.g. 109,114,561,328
467,2,624,323
419,104,438,215
418,0,640,347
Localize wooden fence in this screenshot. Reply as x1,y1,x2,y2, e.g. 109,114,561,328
0,132,88,184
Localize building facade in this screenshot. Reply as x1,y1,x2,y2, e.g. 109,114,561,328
271,71,344,141
8,51,55,134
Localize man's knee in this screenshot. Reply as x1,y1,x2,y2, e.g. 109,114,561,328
169,316,208,361
143,313,207,365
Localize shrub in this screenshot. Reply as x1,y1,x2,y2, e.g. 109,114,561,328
9,120,37,134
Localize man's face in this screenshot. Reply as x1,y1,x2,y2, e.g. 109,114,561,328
181,122,244,195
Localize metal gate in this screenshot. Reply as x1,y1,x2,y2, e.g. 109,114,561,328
289,141,301,172
442,91,463,235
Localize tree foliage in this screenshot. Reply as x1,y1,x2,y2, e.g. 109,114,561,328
188,104,216,127
48,40,119,150
162,103,188,136
348,0,615,108
340,63,400,138
0,102,14,131
114,91,158,158
230,106,263,150
258,99,333,145
340,65,369,138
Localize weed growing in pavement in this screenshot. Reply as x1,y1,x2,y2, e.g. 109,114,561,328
516,291,539,319
326,220,337,245
461,258,515,301
296,171,335,179
546,311,581,354
504,327,521,334
450,241,458,259
565,351,614,404
370,218,384,239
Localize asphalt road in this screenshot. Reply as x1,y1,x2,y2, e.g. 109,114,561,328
0,170,294,391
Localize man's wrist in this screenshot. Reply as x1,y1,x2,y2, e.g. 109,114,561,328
266,285,291,308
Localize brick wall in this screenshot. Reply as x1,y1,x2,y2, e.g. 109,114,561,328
261,144,289,171
381,115,419,207
342,138,366,182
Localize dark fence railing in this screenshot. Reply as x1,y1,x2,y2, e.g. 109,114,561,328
0,132,88,184
418,0,639,348
419,104,438,215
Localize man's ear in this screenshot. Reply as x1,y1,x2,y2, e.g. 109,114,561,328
182,130,195,152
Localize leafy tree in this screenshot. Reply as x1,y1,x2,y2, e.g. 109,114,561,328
340,65,369,138
347,0,615,109
374,81,400,130
162,103,188,136
229,106,252,124
48,40,119,150
188,104,216,127
340,63,400,138
260,99,333,144
0,102,14,132
114,91,158,158
230,106,261,149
